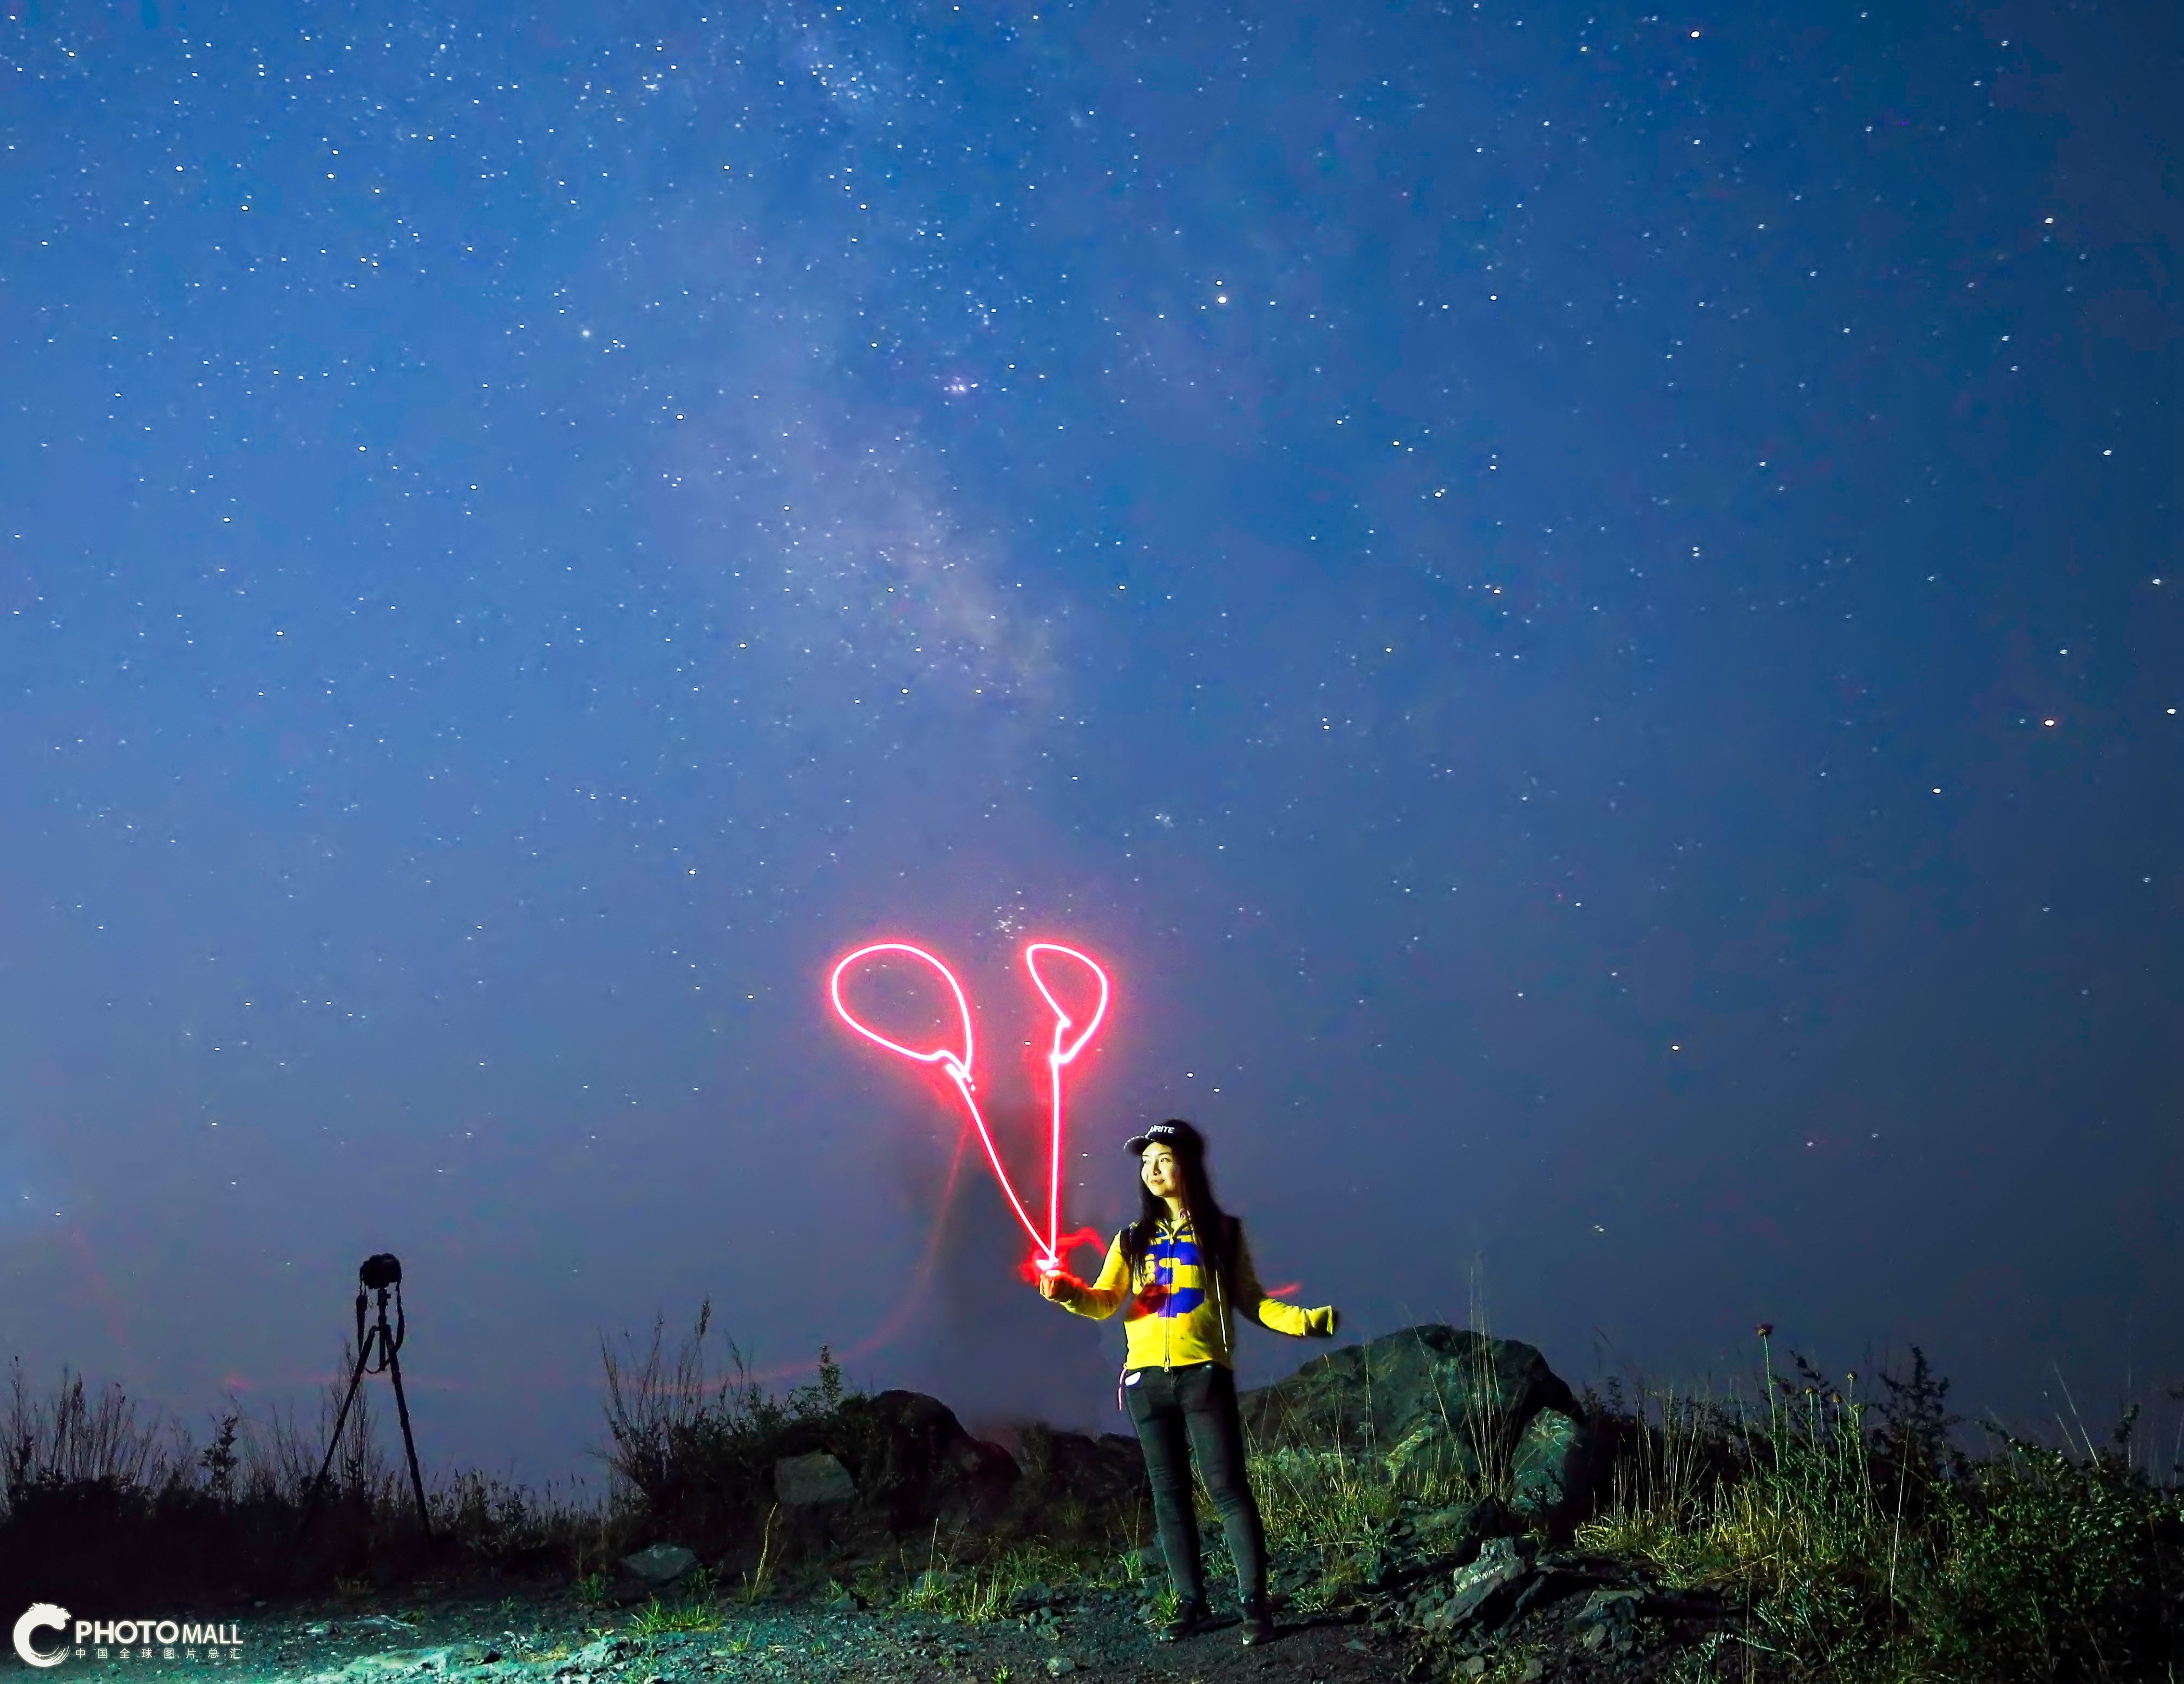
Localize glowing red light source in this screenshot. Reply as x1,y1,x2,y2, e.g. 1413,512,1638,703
830,938,1111,1267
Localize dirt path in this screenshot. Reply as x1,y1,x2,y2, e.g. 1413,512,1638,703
50,1589,1419,1684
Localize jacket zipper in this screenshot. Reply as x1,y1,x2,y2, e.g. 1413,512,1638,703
1154,1216,1230,1371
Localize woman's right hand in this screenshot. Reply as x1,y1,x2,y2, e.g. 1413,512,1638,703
1036,1263,1069,1301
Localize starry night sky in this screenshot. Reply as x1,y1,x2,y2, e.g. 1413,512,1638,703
1,0,2176,1488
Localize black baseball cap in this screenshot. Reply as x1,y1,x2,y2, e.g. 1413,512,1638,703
1123,1119,1205,1158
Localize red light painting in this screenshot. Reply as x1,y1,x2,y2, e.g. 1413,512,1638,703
830,939,1111,1269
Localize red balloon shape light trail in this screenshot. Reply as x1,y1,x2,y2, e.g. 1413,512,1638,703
829,939,1111,1269
1024,942,1109,1265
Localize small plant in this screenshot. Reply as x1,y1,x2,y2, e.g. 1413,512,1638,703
740,1503,779,1603
800,1345,846,1416
198,1411,240,1500
896,1565,962,1617
628,1593,722,1636
891,1539,1110,1625
573,1571,611,1610
851,1558,897,1608
1480,1644,1546,1683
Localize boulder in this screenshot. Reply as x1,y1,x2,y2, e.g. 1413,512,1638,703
639,1388,1021,1557
618,1544,697,1587
829,1390,1020,1531
1239,1325,1577,1482
773,1452,856,1508
1006,1423,1148,1512
1510,1407,1593,1527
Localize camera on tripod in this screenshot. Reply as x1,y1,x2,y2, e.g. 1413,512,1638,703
293,1251,434,1554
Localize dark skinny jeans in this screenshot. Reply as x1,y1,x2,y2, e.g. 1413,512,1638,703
1125,1361,1267,1612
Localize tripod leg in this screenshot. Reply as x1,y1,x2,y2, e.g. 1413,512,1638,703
384,1345,434,1545
295,1337,377,1550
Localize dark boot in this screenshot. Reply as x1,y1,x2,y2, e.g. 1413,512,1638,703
1240,1601,1277,1647
1158,1599,1213,1643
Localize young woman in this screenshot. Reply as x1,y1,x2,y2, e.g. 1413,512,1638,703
1035,1118,1341,1646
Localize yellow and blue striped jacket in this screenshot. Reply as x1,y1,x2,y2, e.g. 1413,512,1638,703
1050,1214,1338,1371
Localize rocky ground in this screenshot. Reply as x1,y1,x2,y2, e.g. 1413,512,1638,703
50,1534,1734,1684
55,1583,1415,1684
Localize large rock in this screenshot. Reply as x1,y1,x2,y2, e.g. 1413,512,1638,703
774,1452,856,1508
619,1543,698,1585
645,1388,1021,1553
826,1390,1021,1531
1005,1423,1148,1514
1510,1407,1592,1526
1240,1325,1601,1519
1240,1325,1575,1471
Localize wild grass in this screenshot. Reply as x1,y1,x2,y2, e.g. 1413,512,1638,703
0,1352,600,1599
1246,1442,1402,1612
1578,1335,2184,1682
598,1297,846,1536
626,1565,726,1634
1232,1318,2181,1676
891,1528,1135,1624
1251,1441,1409,1552
0,1296,832,1600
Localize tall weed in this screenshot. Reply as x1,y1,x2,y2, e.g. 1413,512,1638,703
1579,1335,2184,1682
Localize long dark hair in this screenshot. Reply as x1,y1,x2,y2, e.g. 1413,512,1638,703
1120,1120,1236,1298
